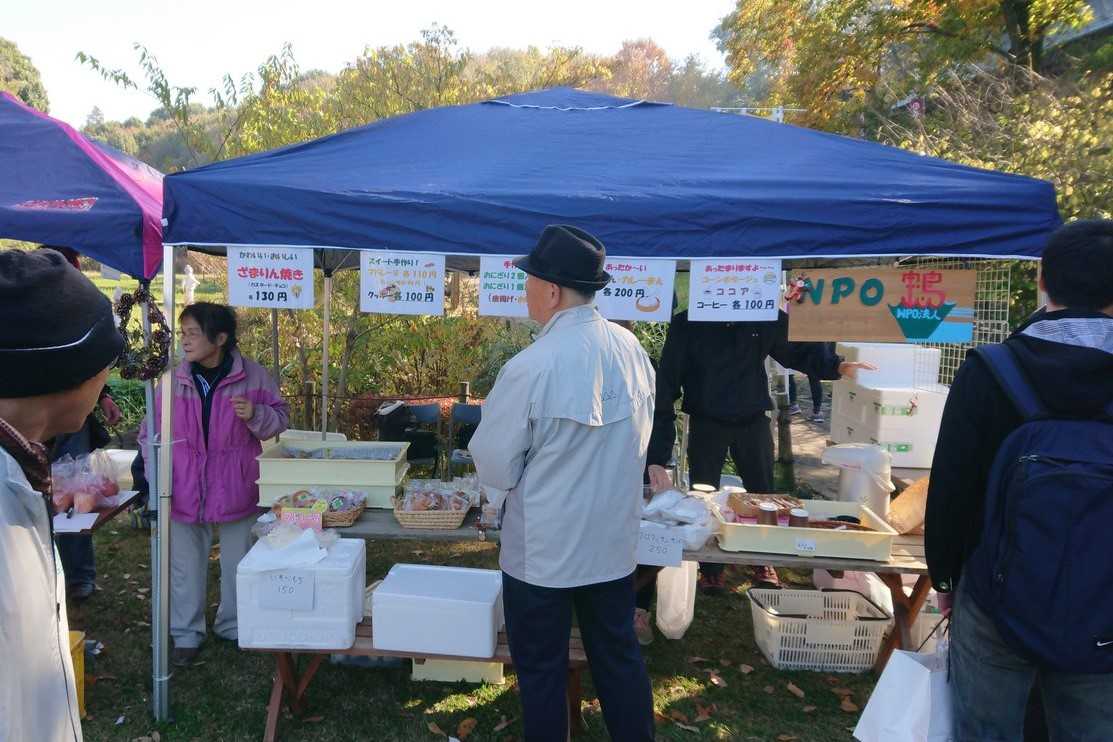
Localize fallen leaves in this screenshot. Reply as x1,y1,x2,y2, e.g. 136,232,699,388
705,669,727,688
687,656,711,664
776,735,800,741
694,702,716,723
493,716,514,732
840,696,860,713
669,710,690,723
428,722,446,737
456,718,478,740
830,687,854,698
802,705,817,714
763,685,775,694
739,663,755,675
786,682,806,699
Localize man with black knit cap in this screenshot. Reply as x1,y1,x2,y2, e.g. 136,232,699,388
0,248,123,742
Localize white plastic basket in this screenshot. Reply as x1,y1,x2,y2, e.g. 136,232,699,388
748,589,893,673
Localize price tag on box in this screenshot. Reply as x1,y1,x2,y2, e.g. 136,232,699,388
259,570,316,611
637,528,685,567
794,538,818,554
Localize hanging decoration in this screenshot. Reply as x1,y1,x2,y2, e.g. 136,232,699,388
114,285,171,380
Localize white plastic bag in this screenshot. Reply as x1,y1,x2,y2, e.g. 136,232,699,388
812,570,895,616
854,641,953,742
655,561,698,640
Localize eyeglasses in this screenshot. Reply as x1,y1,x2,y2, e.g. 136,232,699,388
177,329,205,340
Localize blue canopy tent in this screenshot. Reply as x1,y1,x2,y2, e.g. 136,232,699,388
164,87,1060,260
0,92,163,278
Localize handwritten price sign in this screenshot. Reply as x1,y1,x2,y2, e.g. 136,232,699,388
637,527,685,567
360,250,445,316
259,570,316,611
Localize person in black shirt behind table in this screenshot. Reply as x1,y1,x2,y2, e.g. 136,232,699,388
645,310,873,593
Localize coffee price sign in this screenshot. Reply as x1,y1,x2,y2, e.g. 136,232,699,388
595,259,677,323
227,246,315,309
688,259,782,322
360,251,445,316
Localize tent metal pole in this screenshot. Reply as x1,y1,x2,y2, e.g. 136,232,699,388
140,290,163,722
153,243,177,721
321,270,332,439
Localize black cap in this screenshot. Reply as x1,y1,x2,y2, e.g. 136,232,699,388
0,249,124,398
513,225,612,291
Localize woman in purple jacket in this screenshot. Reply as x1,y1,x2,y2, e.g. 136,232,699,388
141,303,289,666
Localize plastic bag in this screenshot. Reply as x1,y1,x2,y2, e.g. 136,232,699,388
663,497,710,525
643,489,685,521
674,522,715,551
52,452,120,513
854,639,952,742
655,561,698,640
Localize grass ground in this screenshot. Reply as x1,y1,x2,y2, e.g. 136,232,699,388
72,523,878,742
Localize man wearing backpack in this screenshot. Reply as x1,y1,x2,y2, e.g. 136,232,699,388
925,219,1113,741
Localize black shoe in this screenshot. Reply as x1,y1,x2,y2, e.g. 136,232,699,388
171,647,201,667
68,583,95,602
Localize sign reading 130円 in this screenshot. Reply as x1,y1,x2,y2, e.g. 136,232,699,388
227,246,315,309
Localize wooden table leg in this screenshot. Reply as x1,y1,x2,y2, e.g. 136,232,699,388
295,655,325,706
264,655,288,742
275,653,305,716
874,574,933,671
567,667,586,737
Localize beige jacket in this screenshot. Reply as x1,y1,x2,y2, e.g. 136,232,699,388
470,304,655,588
0,447,82,741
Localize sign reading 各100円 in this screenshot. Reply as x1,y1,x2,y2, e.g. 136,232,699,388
786,267,976,343
360,250,445,316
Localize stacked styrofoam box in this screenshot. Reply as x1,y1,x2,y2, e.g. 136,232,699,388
831,343,948,468
237,538,367,650
372,565,503,658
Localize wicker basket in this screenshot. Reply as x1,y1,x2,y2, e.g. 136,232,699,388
272,502,366,528
392,499,469,530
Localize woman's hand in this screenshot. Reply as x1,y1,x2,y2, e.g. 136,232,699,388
99,394,123,426
231,396,255,421
837,361,878,380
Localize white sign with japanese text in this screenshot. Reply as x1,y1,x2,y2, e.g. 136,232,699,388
688,259,782,322
258,570,315,611
477,256,529,318
359,251,445,316
596,258,676,323
637,526,685,567
228,246,315,309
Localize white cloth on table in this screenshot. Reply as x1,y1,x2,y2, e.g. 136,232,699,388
469,304,655,589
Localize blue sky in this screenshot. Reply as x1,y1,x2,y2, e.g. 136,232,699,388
8,0,735,127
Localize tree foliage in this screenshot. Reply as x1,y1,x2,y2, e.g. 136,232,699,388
0,37,49,111
717,0,1094,128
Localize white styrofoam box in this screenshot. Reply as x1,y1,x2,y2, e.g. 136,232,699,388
237,538,366,650
836,342,941,388
829,383,947,468
280,429,348,442
832,381,869,423
372,564,503,658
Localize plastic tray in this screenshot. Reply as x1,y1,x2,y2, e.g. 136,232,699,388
256,475,406,509
715,499,896,562
257,440,410,487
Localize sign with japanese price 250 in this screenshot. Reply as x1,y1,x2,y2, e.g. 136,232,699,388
360,251,445,316
688,259,782,323
596,259,676,323
227,246,315,309
637,526,685,567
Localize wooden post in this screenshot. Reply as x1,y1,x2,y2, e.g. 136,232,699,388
458,381,470,404
303,382,316,430
776,374,794,464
